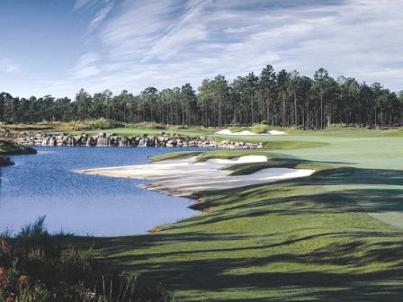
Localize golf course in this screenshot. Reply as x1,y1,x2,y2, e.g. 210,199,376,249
2,1,403,300
70,126,403,302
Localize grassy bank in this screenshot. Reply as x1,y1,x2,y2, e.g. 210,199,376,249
80,128,403,301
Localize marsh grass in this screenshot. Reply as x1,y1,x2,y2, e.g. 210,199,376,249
0,217,174,302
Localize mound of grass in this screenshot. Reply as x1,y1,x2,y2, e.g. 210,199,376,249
226,157,331,176
227,124,298,134
150,151,202,162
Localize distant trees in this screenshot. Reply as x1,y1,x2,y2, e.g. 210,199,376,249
1,65,402,128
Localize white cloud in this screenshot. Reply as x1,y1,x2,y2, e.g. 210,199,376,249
37,0,403,97
83,1,114,38
70,53,101,79
0,59,24,76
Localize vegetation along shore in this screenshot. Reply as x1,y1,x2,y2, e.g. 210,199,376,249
0,139,36,166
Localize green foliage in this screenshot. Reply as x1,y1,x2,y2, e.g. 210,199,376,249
0,140,36,166
70,119,124,131
126,122,167,130
1,65,402,129
0,140,36,156
0,218,174,302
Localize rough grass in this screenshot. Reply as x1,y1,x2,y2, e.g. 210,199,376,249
74,128,403,301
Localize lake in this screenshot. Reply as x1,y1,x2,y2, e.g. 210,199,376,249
0,147,199,237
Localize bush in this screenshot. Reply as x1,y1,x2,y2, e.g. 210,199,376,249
0,140,37,156
0,217,174,302
127,122,167,130
71,119,124,131
250,124,270,134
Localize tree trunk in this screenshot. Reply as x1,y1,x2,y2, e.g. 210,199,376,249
293,92,297,126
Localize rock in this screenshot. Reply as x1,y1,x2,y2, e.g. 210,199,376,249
13,132,263,149
138,137,147,147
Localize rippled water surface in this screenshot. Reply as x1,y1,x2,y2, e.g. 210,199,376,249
0,147,198,236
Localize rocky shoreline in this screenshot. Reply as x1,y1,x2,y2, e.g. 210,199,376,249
15,132,263,149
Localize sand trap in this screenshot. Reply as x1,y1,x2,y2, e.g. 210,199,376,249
267,130,287,136
79,155,314,197
216,129,287,136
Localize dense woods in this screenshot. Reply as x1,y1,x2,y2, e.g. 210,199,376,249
1,66,402,129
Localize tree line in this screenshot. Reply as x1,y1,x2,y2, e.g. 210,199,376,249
1,66,402,129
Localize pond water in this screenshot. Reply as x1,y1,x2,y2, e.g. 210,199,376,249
0,147,199,237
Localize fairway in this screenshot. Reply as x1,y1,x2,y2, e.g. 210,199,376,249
88,129,403,301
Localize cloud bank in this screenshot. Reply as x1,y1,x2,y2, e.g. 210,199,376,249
32,0,403,96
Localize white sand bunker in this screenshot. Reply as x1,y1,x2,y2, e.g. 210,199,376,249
79,155,314,197
216,129,287,136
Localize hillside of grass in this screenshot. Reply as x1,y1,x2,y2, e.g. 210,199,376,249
81,128,403,301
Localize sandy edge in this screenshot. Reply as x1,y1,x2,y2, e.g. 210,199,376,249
78,155,314,197
216,129,288,136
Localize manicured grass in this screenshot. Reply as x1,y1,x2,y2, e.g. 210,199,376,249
6,123,403,300
150,151,203,161
79,129,403,301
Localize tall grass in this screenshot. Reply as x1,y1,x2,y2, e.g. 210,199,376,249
0,217,174,302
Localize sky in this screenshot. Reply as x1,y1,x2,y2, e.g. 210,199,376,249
0,0,402,98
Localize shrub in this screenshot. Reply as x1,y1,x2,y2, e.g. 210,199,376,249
127,122,167,130
71,119,124,131
0,140,36,156
250,124,270,134
0,217,174,302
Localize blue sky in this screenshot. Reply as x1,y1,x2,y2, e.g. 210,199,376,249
0,0,402,98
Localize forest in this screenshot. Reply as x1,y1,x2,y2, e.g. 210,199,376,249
1,66,402,129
